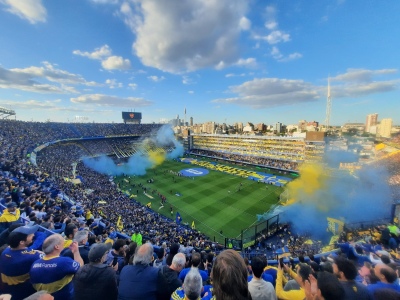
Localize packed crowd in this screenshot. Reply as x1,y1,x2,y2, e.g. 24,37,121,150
1,120,400,299
189,149,299,171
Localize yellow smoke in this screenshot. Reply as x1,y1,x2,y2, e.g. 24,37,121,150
286,163,330,212
148,150,166,167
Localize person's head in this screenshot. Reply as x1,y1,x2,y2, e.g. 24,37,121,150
375,264,398,284
251,256,267,278
309,261,320,273
88,243,111,264
295,264,312,286
74,230,89,246
42,234,64,255
171,253,186,272
309,254,315,262
64,223,77,240
183,269,203,300
7,225,38,249
316,271,345,300
112,239,126,254
24,290,54,300
156,247,165,259
191,252,201,267
333,257,357,281
320,262,333,273
211,249,250,300
133,243,154,265
6,202,17,213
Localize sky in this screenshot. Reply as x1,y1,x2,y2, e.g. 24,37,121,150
0,0,399,126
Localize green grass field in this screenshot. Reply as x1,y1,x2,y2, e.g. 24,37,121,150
114,158,286,243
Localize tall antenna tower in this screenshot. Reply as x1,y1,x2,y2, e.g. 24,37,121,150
325,77,331,131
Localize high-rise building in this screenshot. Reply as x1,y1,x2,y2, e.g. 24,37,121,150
365,113,378,133
190,117,193,126
379,118,392,138
275,122,282,133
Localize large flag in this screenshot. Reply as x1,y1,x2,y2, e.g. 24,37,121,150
327,217,344,235
276,246,291,258
176,212,182,225
116,216,123,231
191,220,195,229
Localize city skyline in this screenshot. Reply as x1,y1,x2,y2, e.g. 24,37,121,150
0,0,399,125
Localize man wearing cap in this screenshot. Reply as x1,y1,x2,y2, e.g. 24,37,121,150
0,202,21,231
0,225,43,300
30,233,83,300
73,243,118,300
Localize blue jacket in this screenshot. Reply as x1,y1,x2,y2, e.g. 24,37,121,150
118,263,168,300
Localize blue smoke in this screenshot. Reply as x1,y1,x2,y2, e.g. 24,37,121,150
83,125,183,175
280,151,392,239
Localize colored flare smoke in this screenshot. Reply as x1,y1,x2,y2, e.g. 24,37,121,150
280,160,392,238
83,125,183,175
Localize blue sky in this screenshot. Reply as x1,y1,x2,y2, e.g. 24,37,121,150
0,0,399,125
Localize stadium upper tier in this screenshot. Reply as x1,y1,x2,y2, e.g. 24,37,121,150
189,134,325,171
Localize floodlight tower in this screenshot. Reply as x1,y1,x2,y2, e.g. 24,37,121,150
325,77,332,132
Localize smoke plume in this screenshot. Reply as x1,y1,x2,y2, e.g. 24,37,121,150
83,125,183,175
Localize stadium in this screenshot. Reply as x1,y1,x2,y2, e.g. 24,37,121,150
1,115,400,299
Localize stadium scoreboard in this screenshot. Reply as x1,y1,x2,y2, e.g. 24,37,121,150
122,112,142,124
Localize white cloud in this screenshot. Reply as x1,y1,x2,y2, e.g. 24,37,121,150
0,62,94,93
331,68,397,83
182,75,195,85
0,99,102,112
105,79,123,89
265,21,277,30
147,75,165,82
256,30,290,44
89,0,118,4
73,45,131,71
225,73,246,78
331,81,399,98
101,56,131,70
128,83,137,90
119,0,248,73
73,45,112,60
71,94,152,107
188,91,194,94
270,46,302,62
213,78,319,108
1,0,46,24
239,17,251,30
235,58,257,68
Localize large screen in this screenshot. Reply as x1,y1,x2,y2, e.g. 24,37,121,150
122,112,142,120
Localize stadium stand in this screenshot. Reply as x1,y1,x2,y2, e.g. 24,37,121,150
1,120,400,299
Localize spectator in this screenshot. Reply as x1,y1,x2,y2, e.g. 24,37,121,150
0,225,42,300
179,252,208,283
30,234,83,300
118,243,168,300
332,257,370,300
171,269,203,300
211,249,251,300
62,230,90,264
166,243,180,266
73,243,117,300
161,253,186,297
373,288,400,300
248,256,276,300
130,229,142,247
276,262,310,300
304,272,345,300
105,239,126,274
367,264,400,295
0,202,20,231
63,224,77,248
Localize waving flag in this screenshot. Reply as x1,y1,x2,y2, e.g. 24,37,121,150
176,212,182,225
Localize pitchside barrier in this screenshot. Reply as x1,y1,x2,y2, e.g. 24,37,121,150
238,214,280,250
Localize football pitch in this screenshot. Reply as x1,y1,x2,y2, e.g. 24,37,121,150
115,158,289,244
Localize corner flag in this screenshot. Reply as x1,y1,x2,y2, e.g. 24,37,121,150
176,212,182,225
191,221,195,229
